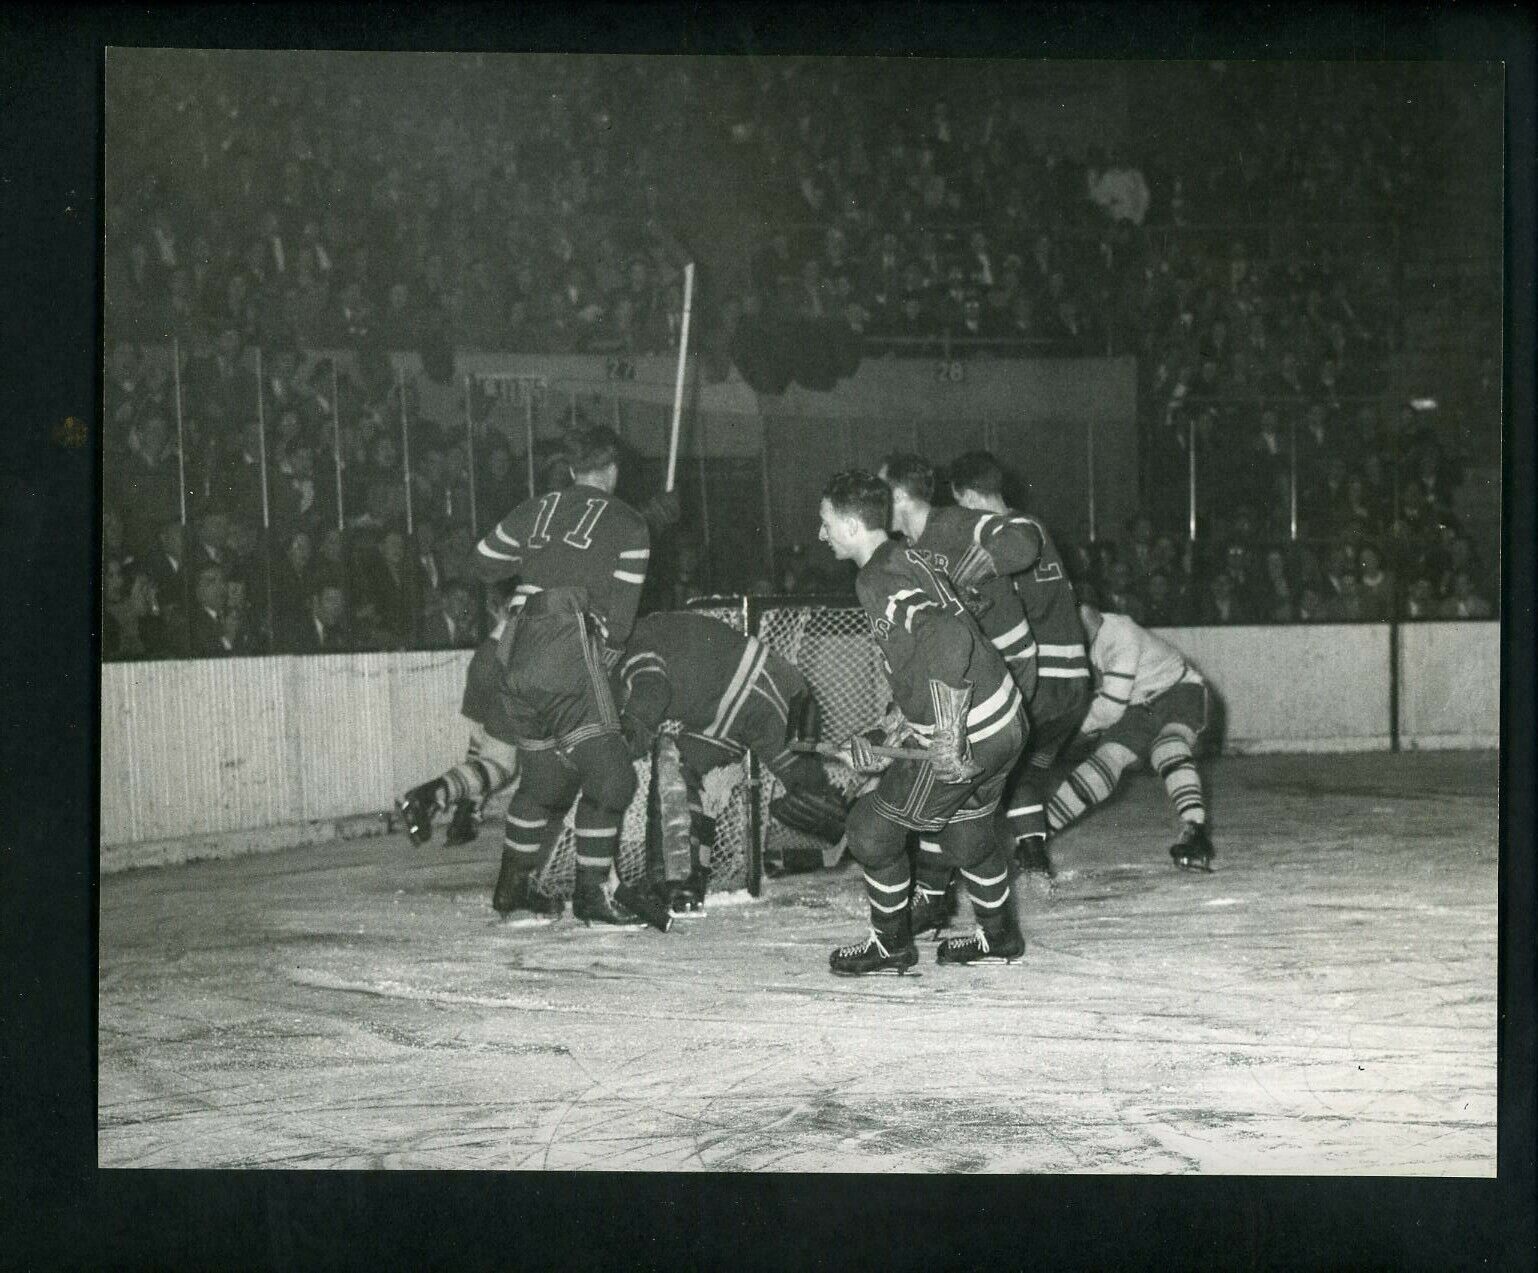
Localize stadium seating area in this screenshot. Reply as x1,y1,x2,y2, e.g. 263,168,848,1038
102,56,1497,659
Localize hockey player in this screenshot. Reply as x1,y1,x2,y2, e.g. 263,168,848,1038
1046,604,1215,871
879,452,1043,933
615,610,850,912
948,450,1091,877
817,469,1027,974
394,580,534,855
471,426,671,930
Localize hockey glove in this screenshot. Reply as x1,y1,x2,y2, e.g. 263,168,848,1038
641,490,683,532
927,679,984,784
846,731,892,775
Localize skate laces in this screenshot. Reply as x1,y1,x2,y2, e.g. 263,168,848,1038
837,929,887,959
947,926,989,953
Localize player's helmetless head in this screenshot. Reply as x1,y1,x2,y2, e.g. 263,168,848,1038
818,470,890,565
878,451,934,538
565,426,622,492
947,449,1009,514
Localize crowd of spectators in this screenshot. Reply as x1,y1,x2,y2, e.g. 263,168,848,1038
102,55,1497,660
107,51,704,359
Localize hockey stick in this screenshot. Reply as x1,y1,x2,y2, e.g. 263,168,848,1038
664,261,695,493
788,739,933,762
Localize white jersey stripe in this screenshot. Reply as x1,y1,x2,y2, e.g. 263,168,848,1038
1037,642,1088,658
494,524,521,550
613,570,646,584
618,548,651,559
1038,667,1092,679
705,638,765,737
989,618,1032,649
966,675,1014,726
477,541,518,562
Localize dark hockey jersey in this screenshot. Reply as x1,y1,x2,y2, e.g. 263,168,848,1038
473,482,650,644
617,611,806,742
1002,508,1089,682
855,539,1021,747
909,504,1039,684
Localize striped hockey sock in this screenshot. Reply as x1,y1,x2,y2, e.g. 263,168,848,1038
1046,743,1135,833
1005,777,1047,848
440,756,515,807
960,846,1013,936
502,804,554,875
863,859,913,943
1151,732,1207,827
573,798,622,889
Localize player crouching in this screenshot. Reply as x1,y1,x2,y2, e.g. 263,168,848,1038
395,583,528,851
1047,604,1216,871
818,471,1028,974
615,609,849,917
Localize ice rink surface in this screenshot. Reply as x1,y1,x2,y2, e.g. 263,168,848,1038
98,751,1498,1173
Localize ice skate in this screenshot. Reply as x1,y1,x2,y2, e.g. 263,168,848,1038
443,799,479,847
1169,823,1215,873
829,928,919,977
936,919,1025,966
492,857,563,919
1014,836,1056,879
395,782,441,846
666,866,711,920
612,880,674,932
572,879,651,929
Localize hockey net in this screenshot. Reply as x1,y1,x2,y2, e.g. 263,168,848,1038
531,596,887,901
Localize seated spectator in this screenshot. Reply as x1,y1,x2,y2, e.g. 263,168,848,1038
314,527,349,592
271,529,314,652
187,562,227,657
1260,547,1295,622
1438,570,1493,619
1296,584,1333,623
216,599,257,656
1200,571,1246,625
1333,571,1368,622
1356,545,1396,620
297,583,351,652
1402,575,1440,619
1100,558,1147,624
420,579,479,650
104,568,170,661
358,527,419,645
1142,571,1185,626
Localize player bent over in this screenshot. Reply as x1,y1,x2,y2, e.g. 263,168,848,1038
471,426,671,931
949,450,1092,877
818,470,1027,975
1047,604,1215,871
395,582,525,851
616,610,848,915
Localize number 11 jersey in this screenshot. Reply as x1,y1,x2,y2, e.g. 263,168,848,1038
474,482,651,645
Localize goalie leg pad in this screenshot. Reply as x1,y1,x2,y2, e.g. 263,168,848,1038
770,786,849,845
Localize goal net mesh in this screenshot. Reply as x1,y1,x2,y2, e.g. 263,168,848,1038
530,597,887,900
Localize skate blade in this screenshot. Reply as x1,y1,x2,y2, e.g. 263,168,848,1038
939,956,1023,968
830,968,922,978
669,908,708,920
494,912,563,928
1173,857,1215,874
